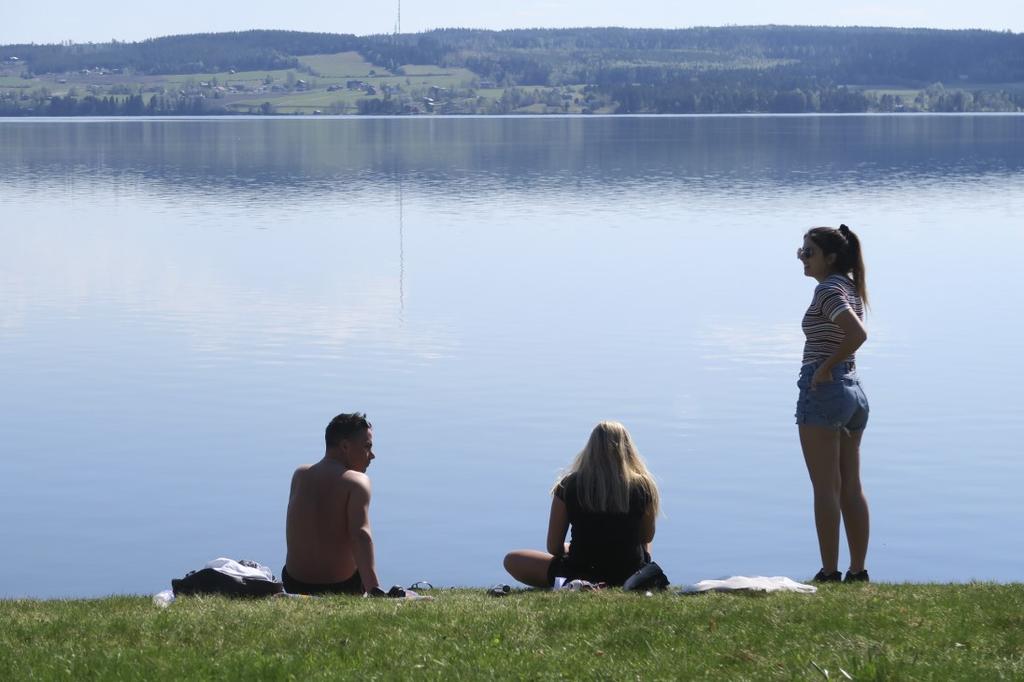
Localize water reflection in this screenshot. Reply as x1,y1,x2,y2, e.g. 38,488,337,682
0,115,1022,597
2,116,1022,199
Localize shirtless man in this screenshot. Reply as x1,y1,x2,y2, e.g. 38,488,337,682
283,413,381,595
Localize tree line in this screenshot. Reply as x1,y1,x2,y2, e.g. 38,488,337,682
0,93,227,116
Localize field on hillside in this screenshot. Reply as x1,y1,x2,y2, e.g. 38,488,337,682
299,51,391,78
0,51,504,114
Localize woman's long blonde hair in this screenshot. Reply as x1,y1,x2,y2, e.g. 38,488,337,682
552,421,660,517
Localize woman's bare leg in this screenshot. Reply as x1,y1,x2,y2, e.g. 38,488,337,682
503,550,554,588
839,429,870,573
800,425,842,573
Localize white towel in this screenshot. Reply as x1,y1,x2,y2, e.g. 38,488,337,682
204,557,276,582
679,575,816,594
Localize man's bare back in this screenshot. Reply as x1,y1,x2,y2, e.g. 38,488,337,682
283,415,379,594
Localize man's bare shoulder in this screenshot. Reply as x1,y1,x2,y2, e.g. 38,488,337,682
339,469,372,493
289,464,312,492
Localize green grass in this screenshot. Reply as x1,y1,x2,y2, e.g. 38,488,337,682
163,68,298,87
0,77,34,88
299,51,390,78
967,81,1024,93
2,584,1022,680
399,64,479,83
228,90,363,114
399,64,452,76
363,66,477,91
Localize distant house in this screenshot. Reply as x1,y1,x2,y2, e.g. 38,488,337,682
346,80,365,90
7,56,20,62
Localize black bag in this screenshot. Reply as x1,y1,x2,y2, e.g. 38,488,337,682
622,561,670,592
172,564,284,598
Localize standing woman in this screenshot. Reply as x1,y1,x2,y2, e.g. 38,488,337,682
503,421,660,587
796,224,872,583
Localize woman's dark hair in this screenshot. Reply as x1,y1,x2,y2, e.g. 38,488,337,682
806,224,869,308
325,412,372,448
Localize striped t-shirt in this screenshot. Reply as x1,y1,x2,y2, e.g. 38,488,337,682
801,274,864,365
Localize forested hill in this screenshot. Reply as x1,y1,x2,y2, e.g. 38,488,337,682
364,26,1024,86
4,31,362,74
6,26,1024,83
3,27,1023,115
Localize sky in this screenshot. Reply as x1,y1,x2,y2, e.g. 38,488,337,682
2,0,1022,45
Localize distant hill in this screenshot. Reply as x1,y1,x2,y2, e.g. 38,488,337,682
3,30,362,75
2,27,1022,115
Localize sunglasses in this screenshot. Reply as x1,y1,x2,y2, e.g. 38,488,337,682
796,246,816,260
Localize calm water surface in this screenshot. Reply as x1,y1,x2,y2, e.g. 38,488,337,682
1,115,1022,597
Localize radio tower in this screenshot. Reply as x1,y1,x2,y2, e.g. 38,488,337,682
394,0,401,35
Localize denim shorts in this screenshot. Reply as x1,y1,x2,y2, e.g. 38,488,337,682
795,361,870,432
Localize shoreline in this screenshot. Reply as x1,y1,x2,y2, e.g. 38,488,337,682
3,111,1024,123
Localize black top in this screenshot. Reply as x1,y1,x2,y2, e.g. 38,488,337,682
553,473,651,585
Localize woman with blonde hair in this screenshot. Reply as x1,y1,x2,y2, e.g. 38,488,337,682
503,421,661,587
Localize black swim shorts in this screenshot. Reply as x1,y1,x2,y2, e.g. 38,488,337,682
281,566,363,595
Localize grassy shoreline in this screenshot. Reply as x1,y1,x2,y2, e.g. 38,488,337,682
3,583,1022,679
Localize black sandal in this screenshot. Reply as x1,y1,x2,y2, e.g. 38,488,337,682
844,570,870,583
812,569,842,583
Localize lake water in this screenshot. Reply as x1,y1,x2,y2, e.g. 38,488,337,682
1,115,1022,598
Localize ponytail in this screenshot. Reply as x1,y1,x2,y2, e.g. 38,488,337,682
807,224,869,308
838,224,868,307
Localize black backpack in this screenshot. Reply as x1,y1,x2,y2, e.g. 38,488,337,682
622,561,670,592
171,560,284,598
